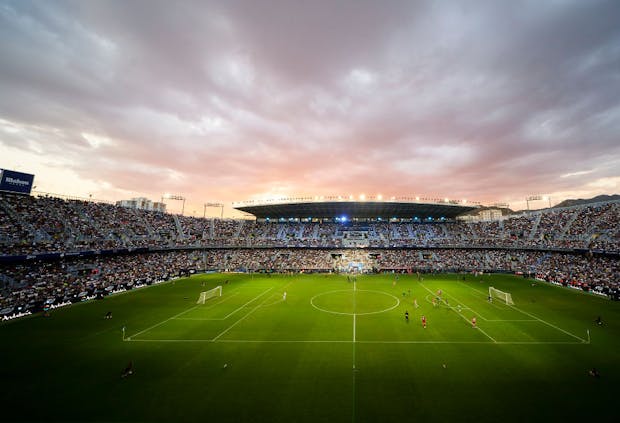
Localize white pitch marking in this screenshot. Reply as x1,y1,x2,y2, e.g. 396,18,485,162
220,287,275,319
310,289,400,316
439,291,492,321
507,303,587,343
211,288,274,341
124,338,587,345
419,282,497,343
456,280,510,310
457,278,587,343
129,305,200,339
174,292,241,320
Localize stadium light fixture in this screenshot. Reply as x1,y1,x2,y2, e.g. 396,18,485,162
204,202,224,218
377,194,383,200
162,194,186,215
360,194,366,201
526,195,543,210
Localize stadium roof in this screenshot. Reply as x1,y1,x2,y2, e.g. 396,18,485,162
233,198,479,220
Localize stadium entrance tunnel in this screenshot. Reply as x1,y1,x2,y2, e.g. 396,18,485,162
310,290,400,315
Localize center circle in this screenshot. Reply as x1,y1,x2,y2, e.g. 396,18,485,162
311,289,400,315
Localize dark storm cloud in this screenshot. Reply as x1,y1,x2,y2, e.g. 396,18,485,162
0,0,618,209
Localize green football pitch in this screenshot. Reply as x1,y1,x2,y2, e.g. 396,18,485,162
1,273,618,422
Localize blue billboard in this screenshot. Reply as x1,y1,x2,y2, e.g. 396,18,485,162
0,169,35,194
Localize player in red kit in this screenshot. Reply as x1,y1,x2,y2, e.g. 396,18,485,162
472,316,477,328
422,315,427,329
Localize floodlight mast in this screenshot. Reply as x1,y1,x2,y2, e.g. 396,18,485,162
204,202,224,218
526,195,551,210
526,195,541,210
161,194,186,215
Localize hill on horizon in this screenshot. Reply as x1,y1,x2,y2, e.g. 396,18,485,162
553,194,620,209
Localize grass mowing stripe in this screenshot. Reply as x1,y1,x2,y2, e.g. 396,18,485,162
211,287,274,341
419,282,498,343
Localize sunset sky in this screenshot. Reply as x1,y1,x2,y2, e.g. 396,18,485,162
1,0,619,216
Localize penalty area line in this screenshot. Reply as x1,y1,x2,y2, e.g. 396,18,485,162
458,279,587,343
128,304,200,340
419,282,497,343
220,287,275,319
211,287,274,341
507,303,587,343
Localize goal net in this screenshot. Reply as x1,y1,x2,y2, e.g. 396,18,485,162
489,286,514,305
197,286,222,304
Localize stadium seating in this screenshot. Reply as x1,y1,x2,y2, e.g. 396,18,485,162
1,193,618,253
0,192,618,316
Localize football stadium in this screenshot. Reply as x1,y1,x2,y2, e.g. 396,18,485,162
2,1,620,423
1,190,619,422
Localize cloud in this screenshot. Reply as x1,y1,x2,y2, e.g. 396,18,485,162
0,0,619,216
561,170,595,178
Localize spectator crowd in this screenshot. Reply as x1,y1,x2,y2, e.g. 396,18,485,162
0,193,618,316
1,193,618,255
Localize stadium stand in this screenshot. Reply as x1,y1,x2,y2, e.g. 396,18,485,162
0,192,618,317
1,193,618,253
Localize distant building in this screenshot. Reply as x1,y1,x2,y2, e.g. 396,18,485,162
152,202,166,213
479,208,503,221
458,208,503,222
116,197,166,213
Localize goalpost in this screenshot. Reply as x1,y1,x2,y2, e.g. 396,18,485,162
489,286,514,305
197,286,222,304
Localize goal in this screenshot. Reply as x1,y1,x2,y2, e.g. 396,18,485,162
197,286,222,304
489,286,514,305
